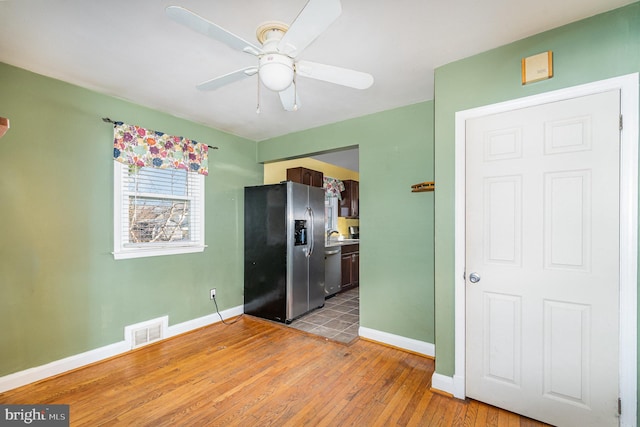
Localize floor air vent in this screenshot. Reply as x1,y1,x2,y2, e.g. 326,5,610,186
124,316,168,350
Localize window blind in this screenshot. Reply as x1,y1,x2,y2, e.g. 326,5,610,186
116,164,203,250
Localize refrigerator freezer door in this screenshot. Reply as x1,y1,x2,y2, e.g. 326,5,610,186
287,182,311,320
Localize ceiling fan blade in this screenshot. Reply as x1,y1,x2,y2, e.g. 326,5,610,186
277,0,342,57
166,6,262,56
196,67,258,91
278,83,301,111
296,60,373,90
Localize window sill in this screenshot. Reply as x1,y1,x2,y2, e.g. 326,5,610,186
113,245,206,260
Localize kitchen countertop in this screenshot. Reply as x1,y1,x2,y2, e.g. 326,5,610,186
325,239,359,247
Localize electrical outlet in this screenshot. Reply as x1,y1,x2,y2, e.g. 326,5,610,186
210,288,216,300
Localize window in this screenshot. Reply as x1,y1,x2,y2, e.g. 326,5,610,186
322,176,343,235
325,196,338,233
113,162,205,259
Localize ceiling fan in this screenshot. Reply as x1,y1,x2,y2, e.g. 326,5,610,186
165,0,374,112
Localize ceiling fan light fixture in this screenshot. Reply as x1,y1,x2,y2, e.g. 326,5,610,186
259,54,294,92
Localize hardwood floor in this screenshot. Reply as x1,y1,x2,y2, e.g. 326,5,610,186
0,316,551,426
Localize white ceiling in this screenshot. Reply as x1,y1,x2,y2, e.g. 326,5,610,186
0,0,633,145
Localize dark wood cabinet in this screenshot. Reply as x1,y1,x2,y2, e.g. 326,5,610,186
286,167,324,188
339,179,359,218
340,244,359,292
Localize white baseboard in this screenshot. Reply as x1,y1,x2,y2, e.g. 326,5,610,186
0,305,243,393
167,305,244,337
431,373,454,395
358,326,435,357
431,373,466,399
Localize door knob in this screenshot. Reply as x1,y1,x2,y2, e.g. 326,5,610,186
469,272,481,283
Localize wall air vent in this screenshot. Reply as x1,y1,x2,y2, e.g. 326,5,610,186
124,316,168,350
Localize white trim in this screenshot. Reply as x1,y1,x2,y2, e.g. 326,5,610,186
113,245,206,260
167,305,244,337
359,326,435,357
431,373,455,395
453,73,638,426
0,341,130,394
431,372,471,400
0,304,243,394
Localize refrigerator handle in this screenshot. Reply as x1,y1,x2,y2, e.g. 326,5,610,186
306,207,314,257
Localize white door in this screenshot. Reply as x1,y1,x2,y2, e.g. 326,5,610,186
465,90,621,427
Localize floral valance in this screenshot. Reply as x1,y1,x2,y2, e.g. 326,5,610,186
113,123,208,176
323,176,345,200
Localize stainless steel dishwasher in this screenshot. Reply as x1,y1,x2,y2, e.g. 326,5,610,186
324,246,341,297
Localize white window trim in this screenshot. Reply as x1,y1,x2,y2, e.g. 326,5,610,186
113,162,206,260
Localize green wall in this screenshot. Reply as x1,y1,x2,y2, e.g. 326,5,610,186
433,0,639,400
258,102,436,343
2,3,637,412
0,63,262,376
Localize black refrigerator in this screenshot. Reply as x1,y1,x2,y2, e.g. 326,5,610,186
244,181,325,323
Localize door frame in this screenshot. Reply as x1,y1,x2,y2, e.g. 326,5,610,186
453,73,638,426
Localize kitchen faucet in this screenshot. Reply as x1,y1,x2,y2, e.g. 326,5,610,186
327,230,339,240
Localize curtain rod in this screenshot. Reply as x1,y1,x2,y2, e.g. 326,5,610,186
102,117,218,149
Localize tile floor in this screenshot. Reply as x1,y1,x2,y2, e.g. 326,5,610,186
288,287,359,344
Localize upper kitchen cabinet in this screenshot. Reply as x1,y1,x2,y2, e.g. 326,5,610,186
286,167,324,188
340,179,359,218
